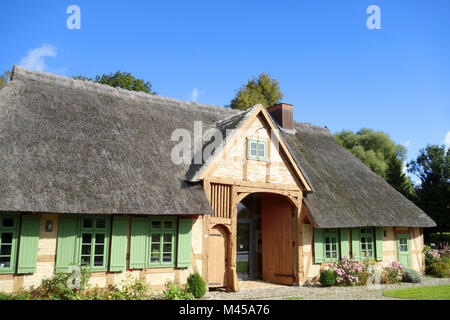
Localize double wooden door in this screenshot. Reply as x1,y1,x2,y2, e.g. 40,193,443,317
261,194,295,285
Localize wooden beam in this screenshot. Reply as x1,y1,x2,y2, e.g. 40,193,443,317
206,177,299,191
236,186,299,199
295,191,304,284
230,185,239,292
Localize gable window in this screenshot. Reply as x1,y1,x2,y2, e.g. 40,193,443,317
80,217,109,270
0,215,18,273
247,139,267,161
324,228,339,261
149,217,176,266
360,228,374,258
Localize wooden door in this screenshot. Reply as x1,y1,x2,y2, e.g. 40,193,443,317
261,194,294,285
207,225,228,287
397,234,410,268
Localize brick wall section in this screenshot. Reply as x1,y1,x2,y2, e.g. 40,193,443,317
211,115,297,185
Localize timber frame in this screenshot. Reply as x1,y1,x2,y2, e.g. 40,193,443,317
199,106,314,291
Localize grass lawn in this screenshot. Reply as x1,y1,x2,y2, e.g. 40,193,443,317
383,285,450,300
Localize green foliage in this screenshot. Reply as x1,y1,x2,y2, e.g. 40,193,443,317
428,232,450,246
408,144,450,232
319,269,337,287
0,291,31,300
105,273,150,300
163,281,195,300
73,71,156,94
386,156,415,199
335,128,414,198
31,265,91,300
0,70,11,89
383,285,450,300
426,261,450,278
402,268,421,283
186,272,206,298
0,269,153,300
229,73,283,110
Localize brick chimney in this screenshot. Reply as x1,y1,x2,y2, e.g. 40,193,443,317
267,103,294,131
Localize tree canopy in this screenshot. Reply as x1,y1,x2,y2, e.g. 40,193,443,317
335,128,414,198
73,71,156,94
229,73,283,110
408,144,450,232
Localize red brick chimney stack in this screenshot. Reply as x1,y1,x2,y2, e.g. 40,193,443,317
267,103,294,131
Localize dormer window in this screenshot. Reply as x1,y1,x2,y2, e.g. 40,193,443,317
247,139,267,161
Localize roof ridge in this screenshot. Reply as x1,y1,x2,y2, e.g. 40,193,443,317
11,65,239,117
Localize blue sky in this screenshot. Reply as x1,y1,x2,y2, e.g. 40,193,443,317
1,1,449,181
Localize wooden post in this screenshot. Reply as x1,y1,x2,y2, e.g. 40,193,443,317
296,191,304,284
230,185,239,291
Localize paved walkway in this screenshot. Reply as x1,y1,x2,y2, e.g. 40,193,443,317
205,276,450,300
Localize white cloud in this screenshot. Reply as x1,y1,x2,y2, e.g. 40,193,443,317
19,44,57,72
444,131,450,151
403,140,410,148
402,161,407,174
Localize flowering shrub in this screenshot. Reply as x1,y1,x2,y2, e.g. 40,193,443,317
381,261,405,284
331,256,365,286
424,246,441,265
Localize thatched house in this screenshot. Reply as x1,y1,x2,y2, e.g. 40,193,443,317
0,66,435,292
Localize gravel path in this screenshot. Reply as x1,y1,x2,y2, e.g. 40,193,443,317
205,276,450,300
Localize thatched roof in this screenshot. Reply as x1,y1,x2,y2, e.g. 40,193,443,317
0,66,436,227
0,65,238,215
281,123,436,228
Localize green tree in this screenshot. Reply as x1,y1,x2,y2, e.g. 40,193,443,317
73,71,156,94
335,128,414,198
386,156,415,199
408,145,450,232
229,73,283,110
0,70,12,89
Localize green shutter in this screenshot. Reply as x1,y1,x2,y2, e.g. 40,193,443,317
375,227,383,261
17,215,41,274
313,228,324,263
109,216,129,272
177,218,192,268
129,217,148,269
55,215,79,272
351,228,361,260
340,228,350,258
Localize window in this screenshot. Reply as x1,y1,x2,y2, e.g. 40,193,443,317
0,215,18,273
247,139,267,161
360,228,374,258
324,229,339,261
398,238,408,252
149,217,176,266
79,216,109,271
